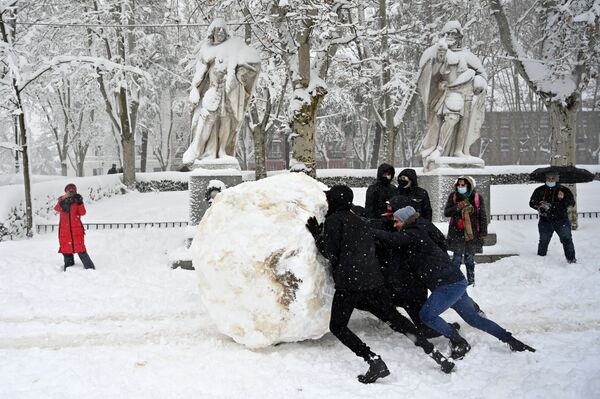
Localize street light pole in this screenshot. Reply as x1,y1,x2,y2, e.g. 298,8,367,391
14,114,19,173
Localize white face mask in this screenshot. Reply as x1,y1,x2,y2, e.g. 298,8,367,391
457,187,468,194
546,181,556,188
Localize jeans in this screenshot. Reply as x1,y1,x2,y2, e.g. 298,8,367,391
63,252,95,269
330,287,433,361
452,252,475,284
537,219,576,261
419,279,511,342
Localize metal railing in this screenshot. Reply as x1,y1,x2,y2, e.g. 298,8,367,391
36,221,189,234
490,211,600,221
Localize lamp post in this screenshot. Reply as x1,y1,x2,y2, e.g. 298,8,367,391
14,114,19,173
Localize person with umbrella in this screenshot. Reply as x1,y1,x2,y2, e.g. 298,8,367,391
529,171,576,263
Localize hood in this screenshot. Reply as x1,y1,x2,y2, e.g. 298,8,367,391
376,163,395,183
326,185,354,212
398,168,418,188
454,176,476,192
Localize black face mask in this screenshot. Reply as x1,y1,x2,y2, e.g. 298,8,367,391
400,180,410,188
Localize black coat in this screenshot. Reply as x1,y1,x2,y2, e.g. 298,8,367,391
529,184,575,222
371,217,446,299
365,163,396,218
372,218,465,291
389,169,433,221
443,190,488,254
321,210,385,291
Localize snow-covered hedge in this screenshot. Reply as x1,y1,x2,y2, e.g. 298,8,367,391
0,175,125,240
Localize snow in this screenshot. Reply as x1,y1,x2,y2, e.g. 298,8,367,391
0,181,599,397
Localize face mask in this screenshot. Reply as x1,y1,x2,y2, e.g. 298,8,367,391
457,187,468,195
546,181,556,188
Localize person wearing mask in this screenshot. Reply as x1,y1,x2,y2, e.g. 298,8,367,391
372,206,535,360
54,184,96,271
529,172,576,263
306,185,454,384
365,163,396,219
389,168,433,221
443,176,487,285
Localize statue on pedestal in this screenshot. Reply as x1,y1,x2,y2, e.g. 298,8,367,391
182,18,261,166
417,21,487,172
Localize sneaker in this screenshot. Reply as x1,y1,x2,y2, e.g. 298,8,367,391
358,356,390,384
450,336,471,360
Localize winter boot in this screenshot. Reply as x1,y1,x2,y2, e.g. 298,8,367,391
429,349,455,374
467,269,475,285
449,336,471,360
506,337,536,352
358,355,390,384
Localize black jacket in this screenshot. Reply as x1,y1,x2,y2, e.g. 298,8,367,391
529,184,575,222
320,185,384,291
365,163,396,218
389,168,433,221
443,190,488,254
372,217,464,290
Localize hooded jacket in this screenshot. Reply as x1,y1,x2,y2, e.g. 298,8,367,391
321,185,385,291
443,176,487,254
389,168,433,221
54,185,87,254
365,163,396,218
372,213,465,290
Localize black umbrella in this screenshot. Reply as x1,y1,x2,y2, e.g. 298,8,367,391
529,165,595,184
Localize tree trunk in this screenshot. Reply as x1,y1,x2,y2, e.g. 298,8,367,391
370,109,382,168
253,123,267,180
15,92,33,237
291,95,323,177
378,0,398,165
140,127,148,172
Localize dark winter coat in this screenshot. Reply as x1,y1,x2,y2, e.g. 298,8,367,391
365,163,396,218
372,215,464,291
443,186,488,254
321,185,385,291
54,194,87,254
389,168,433,221
529,184,575,222
371,216,447,299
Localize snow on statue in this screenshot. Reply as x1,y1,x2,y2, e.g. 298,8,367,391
183,18,261,165
190,173,333,348
417,21,487,172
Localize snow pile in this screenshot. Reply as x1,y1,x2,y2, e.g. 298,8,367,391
190,172,333,348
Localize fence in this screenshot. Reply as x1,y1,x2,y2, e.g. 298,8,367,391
36,221,188,234
33,212,600,233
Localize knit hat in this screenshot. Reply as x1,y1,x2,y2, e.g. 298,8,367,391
393,206,416,222
64,183,77,192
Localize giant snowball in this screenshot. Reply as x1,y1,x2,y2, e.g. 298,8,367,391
191,172,333,348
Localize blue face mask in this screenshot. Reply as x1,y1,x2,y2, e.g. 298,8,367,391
457,187,468,195
546,181,556,188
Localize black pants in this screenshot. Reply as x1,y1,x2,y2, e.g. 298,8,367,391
63,252,95,269
392,294,442,338
329,287,433,361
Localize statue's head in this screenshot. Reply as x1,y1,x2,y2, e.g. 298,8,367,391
441,20,463,49
207,18,229,45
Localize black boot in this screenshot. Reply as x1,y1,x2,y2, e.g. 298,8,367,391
429,350,455,374
358,355,390,384
467,269,475,285
506,337,536,352
450,336,471,360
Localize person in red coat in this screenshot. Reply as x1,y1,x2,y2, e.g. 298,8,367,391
54,183,95,271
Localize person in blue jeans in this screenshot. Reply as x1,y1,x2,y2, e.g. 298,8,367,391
372,206,535,359
529,172,576,263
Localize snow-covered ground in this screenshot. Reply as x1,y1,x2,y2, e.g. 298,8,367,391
1,184,599,398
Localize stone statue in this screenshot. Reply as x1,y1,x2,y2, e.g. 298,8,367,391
417,21,487,172
182,18,261,165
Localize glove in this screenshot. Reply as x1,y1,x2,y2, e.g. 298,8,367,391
73,194,83,204
305,216,322,239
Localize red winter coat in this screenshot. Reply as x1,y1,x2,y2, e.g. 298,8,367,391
54,197,87,254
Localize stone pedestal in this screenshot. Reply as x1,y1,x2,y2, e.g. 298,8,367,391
189,168,243,226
